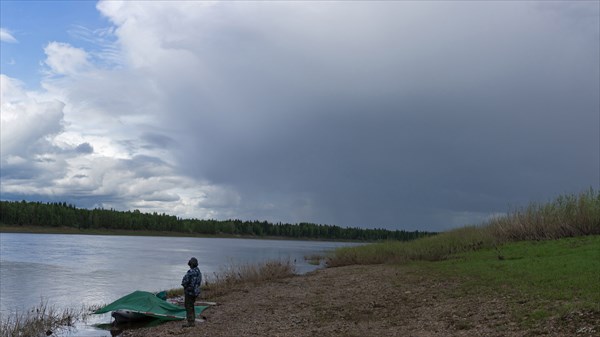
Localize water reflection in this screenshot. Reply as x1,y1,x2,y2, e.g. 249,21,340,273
95,317,167,337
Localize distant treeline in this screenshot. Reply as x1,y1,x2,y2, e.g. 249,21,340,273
0,200,435,241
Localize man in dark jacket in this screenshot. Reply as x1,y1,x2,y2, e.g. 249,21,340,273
181,257,202,327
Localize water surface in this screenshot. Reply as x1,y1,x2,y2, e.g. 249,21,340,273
0,233,359,336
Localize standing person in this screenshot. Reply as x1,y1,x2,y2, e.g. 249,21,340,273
181,257,202,327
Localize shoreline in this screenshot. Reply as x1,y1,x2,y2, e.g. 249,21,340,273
4,235,599,337
121,264,599,337
0,225,364,242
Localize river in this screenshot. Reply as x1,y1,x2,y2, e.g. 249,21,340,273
0,232,360,336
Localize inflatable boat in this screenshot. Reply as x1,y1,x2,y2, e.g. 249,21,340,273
94,290,209,323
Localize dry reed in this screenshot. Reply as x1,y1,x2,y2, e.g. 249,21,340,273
488,189,599,242
167,259,296,299
0,300,92,337
328,189,600,267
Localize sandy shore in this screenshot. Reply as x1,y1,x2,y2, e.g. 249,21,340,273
120,264,598,337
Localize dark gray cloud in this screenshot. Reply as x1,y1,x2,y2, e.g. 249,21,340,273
140,132,177,150
2,1,598,231
75,142,94,154
143,2,598,229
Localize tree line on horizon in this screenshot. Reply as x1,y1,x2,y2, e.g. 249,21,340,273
0,200,436,241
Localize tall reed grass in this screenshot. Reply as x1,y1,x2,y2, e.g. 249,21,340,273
328,189,600,267
168,259,296,299
488,189,600,241
0,300,92,337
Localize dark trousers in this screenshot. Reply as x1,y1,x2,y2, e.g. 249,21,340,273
184,293,197,324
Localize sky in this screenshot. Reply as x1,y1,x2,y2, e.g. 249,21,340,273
1,1,598,232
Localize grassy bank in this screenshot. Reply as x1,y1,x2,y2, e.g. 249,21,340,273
423,235,599,326
328,189,599,266
326,189,600,328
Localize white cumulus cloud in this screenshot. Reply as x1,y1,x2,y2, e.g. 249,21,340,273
0,75,65,159
44,42,92,76
0,28,17,43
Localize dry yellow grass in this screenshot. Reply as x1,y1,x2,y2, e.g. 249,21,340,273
0,300,93,337
328,189,600,266
167,259,296,299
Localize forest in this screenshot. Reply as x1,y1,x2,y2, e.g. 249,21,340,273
0,200,435,241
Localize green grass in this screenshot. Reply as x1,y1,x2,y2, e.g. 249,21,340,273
432,235,600,314
326,190,600,329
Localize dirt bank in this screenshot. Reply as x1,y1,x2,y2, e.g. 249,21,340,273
121,264,598,337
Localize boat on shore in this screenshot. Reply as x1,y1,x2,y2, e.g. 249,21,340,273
111,309,151,323
94,291,209,323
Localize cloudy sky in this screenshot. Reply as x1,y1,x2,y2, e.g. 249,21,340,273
1,1,598,231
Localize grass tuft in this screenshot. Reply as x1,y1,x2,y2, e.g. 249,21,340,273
488,188,600,241
304,254,325,265
0,300,93,337
327,225,495,267
167,259,296,299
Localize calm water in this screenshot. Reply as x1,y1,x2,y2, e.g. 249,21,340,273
0,233,359,336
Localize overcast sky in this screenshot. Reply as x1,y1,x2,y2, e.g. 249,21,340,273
1,1,598,231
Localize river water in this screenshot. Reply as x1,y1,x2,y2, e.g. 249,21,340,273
0,233,360,336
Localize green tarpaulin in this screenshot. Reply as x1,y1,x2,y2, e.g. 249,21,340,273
94,290,208,321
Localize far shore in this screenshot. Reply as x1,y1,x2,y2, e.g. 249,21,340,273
0,224,364,242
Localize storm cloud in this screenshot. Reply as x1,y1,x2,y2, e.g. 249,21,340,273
1,1,598,230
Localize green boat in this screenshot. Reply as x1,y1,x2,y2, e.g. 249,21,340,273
94,290,209,323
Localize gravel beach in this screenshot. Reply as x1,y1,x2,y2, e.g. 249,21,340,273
120,264,598,337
